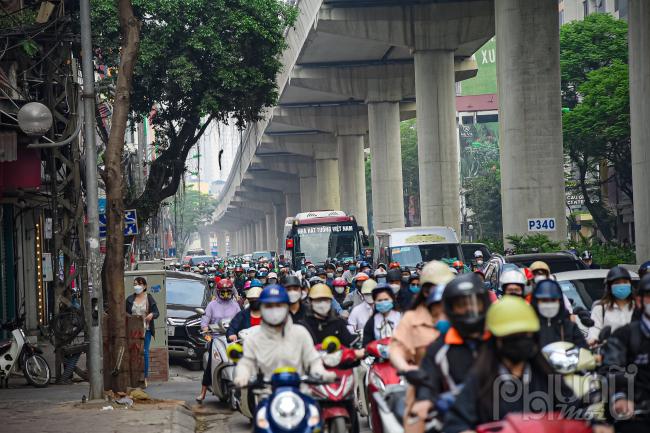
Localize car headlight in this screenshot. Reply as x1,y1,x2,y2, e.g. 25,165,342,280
270,391,305,430
369,370,385,391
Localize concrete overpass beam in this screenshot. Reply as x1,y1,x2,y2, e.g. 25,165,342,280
496,0,567,243
337,134,368,229
415,49,460,232
216,232,227,257
243,173,300,194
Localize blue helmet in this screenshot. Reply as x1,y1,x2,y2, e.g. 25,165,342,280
258,269,269,277
259,284,289,304
250,279,264,288
533,279,563,300
638,261,650,278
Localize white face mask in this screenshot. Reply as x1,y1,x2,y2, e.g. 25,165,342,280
334,286,346,295
134,285,144,295
364,294,374,305
327,273,334,279
534,275,547,284
287,290,301,304
312,300,331,317
390,283,401,294
538,302,560,319
261,305,289,326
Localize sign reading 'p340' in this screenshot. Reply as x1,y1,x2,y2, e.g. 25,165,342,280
527,218,556,232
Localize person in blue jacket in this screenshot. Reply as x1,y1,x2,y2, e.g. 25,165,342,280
227,286,263,342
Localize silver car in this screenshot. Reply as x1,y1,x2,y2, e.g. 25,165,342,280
554,269,639,310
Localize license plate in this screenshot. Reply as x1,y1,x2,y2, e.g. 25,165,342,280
167,325,175,336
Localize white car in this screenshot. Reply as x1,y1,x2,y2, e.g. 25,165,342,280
554,269,639,310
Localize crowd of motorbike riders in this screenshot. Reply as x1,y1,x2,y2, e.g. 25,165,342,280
166,252,650,433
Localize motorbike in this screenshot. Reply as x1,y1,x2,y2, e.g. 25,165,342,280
365,337,400,433
202,318,236,407
0,315,51,388
245,368,329,433
227,327,258,419
476,413,592,433
309,337,359,433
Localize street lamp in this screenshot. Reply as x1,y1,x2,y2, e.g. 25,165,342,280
17,102,53,136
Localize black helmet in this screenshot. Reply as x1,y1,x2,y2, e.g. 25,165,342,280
581,251,593,260
387,269,402,283
442,273,489,338
638,261,650,278
283,275,301,288
606,266,631,284
638,274,650,296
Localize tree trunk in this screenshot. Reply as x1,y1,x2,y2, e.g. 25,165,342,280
104,0,140,392
577,160,615,241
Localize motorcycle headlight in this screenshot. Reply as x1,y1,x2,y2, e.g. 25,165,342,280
270,391,305,430
369,370,385,391
307,404,320,427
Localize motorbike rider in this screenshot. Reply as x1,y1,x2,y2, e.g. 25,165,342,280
374,268,388,285
451,260,466,275
197,279,241,402
530,260,552,284
443,296,580,433
347,278,377,334
389,261,454,372
233,266,246,294
473,250,485,271
227,286,263,342
332,277,349,307
282,275,307,323
246,268,257,282
362,283,402,347
300,283,361,350
352,271,370,293
257,268,269,286
233,285,335,386
343,263,357,284
581,250,600,269
600,273,650,433
588,266,635,345
499,268,528,298
410,273,490,422
531,279,587,348
388,268,411,311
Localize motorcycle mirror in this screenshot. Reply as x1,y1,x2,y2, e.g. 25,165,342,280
195,307,205,315
401,369,429,386
598,326,612,342
579,317,595,327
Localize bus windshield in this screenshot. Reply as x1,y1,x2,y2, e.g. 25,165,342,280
390,244,460,267
294,223,358,264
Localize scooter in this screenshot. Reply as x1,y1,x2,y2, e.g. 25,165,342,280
227,327,258,419
308,337,359,433
247,368,329,433
202,318,236,407
365,338,400,433
0,315,51,388
476,413,592,433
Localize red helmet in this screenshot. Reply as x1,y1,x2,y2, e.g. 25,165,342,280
452,260,464,269
217,279,234,290
235,266,244,273
333,277,348,287
389,262,401,270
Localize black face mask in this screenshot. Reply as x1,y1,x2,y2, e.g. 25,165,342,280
249,300,261,311
497,335,538,363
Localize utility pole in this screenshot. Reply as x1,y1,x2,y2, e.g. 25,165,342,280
80,0,104,400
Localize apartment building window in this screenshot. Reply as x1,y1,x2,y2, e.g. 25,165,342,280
559,9,564,25
583,0,589,17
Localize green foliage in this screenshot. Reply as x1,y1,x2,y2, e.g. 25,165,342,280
505,234,563,254
174,186,218,255
560,14,630,241
401,120,419,198
477,237,504,255
566,238,636,269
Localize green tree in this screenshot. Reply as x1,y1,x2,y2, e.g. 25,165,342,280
560,14,630,241
174,186,218,256
401,120,419,225
91,0,297,222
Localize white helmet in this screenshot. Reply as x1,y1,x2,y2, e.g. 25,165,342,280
499,269,527,288
474,250,484,258
373,268,387,277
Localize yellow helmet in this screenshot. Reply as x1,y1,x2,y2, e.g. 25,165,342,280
486,295,540,336
321,335,341,353
530,261,551,274
309,283,333,299
246,286,263,299
360,278,378,295
420,261,454,286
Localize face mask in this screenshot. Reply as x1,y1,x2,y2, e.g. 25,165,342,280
334,286,346,295
537,302,560,319
533,275,547,284
498,335,538,363
327,273,334,279
476,260,484,266
301,291,308,300
261,305,289,326
134,285,144,294
375,300,394,313
401,276,410,284
434,319,451,334
409,285,420,294
287,290,302,304
390,283,401,294
312,300,331,317
364,294,374,305
249,300,261,311
611,283,632,300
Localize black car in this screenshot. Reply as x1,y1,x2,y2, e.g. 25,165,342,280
165,272,212,370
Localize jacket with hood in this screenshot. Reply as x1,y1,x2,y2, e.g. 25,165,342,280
531,296,587,349
234,316,330,383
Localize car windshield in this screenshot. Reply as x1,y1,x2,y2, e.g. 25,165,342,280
295,224,358,264
508,257,583,273
390,244,460,267
461,244,490,262
252,251,272,261
557,281,590,310
189,256,213,265
166,278,209,307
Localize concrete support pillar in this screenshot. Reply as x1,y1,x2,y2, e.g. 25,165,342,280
337,135,368,229
199,230,211,254
630,0,650,262
216,232,227,257
246,224,254,253
254,219,264,251
316,157,341,210
496,0,567,243
285,192,301,218
274,203,288,255
232,231,239,255
299,176,317,212
265,212,276,252
414,50,460,233
368,101,405,230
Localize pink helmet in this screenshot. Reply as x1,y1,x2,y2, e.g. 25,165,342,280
244,280,252,290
